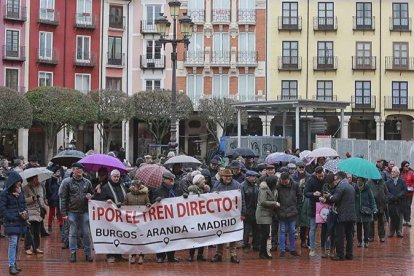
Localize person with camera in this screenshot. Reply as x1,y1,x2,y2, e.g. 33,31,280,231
0,171,28,275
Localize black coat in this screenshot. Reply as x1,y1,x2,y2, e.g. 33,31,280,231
151,183,183,203
385,177,406,208
276,179,301,221
328,179,356,223
304,174,325,218
45,177,61,208
241,180,259,219
98,180,127,205
367,179,388,213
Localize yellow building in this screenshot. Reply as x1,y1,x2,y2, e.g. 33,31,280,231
267,0,414,148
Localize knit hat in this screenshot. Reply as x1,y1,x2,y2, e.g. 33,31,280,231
191,170,201,177
192,174,205,185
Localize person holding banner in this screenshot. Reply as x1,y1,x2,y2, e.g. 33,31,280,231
211,168,241,264
241,170,260,253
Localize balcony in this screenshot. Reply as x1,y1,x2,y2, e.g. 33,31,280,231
211,51,230,66
277,95,300,100
384,96,414,111
351,96,376,109
238,9,256,24
188,9,205,24
385,56,414,71
3,5,27,22
389,17,411,32
109,15,125,30
140,55,166,69
183,51,205,66
312,95,337,101
74,13,96,29
2,45,25,62
237,51,257,66
278,56,302,71
38,9,59,26
140,20,158,34
37,49,58,65
107,52,125,67
212,9,230,24
313,56,338,71
313,16,338,31
353,16,375,31
73,53,97,67
278,16,302,31
352,56,376,71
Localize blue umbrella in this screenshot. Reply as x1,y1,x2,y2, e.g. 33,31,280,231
337,157,382,180
265,153,299,164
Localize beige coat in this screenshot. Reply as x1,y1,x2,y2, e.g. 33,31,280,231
255,181,278,225
124,185,150,206
23,183,46,222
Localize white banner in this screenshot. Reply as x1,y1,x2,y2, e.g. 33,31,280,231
88,190,243,254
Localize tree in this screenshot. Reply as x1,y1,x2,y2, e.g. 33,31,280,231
26,87,98,160
91,89,133,153
0,87,33,132
131,90,193,144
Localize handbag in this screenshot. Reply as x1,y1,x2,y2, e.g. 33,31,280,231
360,194,372,215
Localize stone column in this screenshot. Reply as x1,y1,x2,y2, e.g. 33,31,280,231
94,124,102,153
259,115,271,136
122,120,130,162
17,128,28,161
204,0,212,37
339,115,350,139
229,0,239,37
375,116,385,141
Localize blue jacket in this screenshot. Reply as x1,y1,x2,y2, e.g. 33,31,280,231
0,172,28,235
213,179,241,192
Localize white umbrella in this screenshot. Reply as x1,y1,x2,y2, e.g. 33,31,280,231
20,167,54,185
164,155,202,166
299,150,311,159
308,147,338,158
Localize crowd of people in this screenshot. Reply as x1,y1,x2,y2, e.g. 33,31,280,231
0,150,413,275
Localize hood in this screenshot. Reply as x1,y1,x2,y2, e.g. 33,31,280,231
259,181,269,189
5,171,23,190
130,185,149,195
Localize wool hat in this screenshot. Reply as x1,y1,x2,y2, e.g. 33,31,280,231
287,163,297,169
192,174,205,185
296,161,305,167
229,160,241,169
71,162,84,169
191,170,201,177
162,171,175,180
246,170,258,177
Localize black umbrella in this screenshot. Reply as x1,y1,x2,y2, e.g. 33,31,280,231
50,150,85,167
226,148,258,158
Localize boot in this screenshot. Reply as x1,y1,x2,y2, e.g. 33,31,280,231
70,252,76,263
9,266,19,275
14,263,22,272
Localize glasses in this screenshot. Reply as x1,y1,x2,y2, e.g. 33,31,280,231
405,165,410,167
298,166,305,169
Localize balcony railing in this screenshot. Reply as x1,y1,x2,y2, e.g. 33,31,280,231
278,56,302,71
385,56,414,71
74,13,96,29
353,16,375,31
389,17,412,32
237,51,257,66
313,16,338,31
107,52,125,66
351,96,376,109
140,55,166,69
238,9,256,24
313,56,338,71
384,96,414,110
73,52,97,67
277,95,300,100
2,45,25,61
278,16,302,31
3,5,27,22
140,20,158,33
188,9,205,24
211,51,230,66
183,51,205,66
212,9,230,23
352,56,376,70
38,9,59,25
312,95,337,101
109,15,125,29
37,48,58,65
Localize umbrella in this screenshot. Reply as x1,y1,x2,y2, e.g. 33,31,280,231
20,167,53,185
226,148,258,158
164,155,202,166
135,164,168,189
79,154,127,173
265,153,299,164
308,147,338,158
337,157,382,180
299,150,311,159
323,159,341,174
51,150,85,167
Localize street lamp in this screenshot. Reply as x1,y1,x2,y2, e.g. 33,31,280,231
155,0,193,153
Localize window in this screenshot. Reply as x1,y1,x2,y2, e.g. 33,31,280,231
188,74,203,103
5,68,18,91
282,2,298,27
356,2,372,28
39,72,53,87
40,0,55,21
355,81,371,106
76,35,90,61
318,2,334,28
108,36,122,65
282,41,298,67
239,32,256,64
212,32,230,63
393,42,409,69
213,75,229,98
213,0,230,22
146,40,162,59
5,30,19,57
393,3,409,30
106,77,122,90
356,42,372,68
109,5,123,29
281,80,297,100
186,32,204,64
75,74,90,93
146,4,161,25
7,0,21,18
145,80,161,91
238,75,255,101
239,0,256,23
317,81,333,100
317,41,334,67
39,32,53,60
76,0,92,24
392,81,408,107
188,0,204,23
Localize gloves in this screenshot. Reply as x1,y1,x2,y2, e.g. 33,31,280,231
146,203,152,208
155,197,162,203
183,193,189,199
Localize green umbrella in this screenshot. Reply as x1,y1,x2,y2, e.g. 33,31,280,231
337,157,382,180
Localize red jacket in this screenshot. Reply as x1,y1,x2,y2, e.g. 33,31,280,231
400,169,414,196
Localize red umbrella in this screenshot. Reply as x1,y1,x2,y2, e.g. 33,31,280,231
135,164,168,189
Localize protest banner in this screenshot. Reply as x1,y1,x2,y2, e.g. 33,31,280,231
88,190,243,254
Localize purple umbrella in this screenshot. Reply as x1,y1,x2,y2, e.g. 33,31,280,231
79,154,127,173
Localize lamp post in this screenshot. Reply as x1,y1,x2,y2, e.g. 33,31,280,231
155,1,193,153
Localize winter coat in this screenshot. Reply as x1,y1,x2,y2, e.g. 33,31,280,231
355,183,377,223
304,174,325,218
385,177,406,210
45,176,61,207
327,178,356,223
400,169,414,196
241,180,259,220
98,180,127,205
188,184,209,195
59,176,94,216
23,183,46,222
367,179,388,213
151,183,183,203
213,179,241,192
276,179,301,221
0,172,28,235
256,182,278,225
124,185,150,206
233,172,246,184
